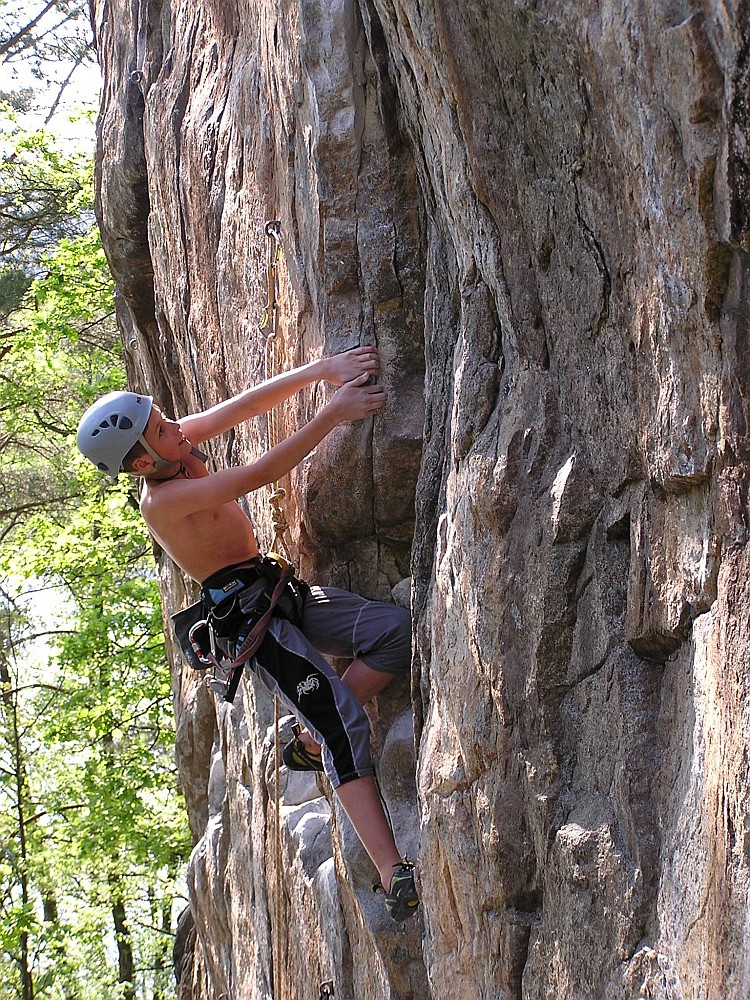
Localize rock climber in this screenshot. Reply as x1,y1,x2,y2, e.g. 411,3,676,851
76,346,419,921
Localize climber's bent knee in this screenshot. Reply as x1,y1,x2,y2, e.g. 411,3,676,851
301,586,412,674
358,604,412,674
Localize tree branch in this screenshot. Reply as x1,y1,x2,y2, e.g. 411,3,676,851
25,801,86,825
44,49,89,124
0,493,81,518
0,0,60,58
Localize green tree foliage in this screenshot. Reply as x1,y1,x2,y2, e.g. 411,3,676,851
1,111,94,272
0,111,190,1000
1,109,115,532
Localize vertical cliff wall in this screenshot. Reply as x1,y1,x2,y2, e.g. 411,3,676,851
90,1,750,998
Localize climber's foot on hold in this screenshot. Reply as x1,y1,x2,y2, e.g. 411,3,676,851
378,861,419,921
282,726,324,772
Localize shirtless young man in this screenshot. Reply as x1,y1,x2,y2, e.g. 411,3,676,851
76,347,418,921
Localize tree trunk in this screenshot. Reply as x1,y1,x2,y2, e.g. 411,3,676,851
111,883,135,1000
2,645,34,1000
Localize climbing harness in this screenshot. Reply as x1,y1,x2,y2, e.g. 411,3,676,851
171,556,297,701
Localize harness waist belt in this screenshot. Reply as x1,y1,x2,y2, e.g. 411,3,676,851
200,558,264,609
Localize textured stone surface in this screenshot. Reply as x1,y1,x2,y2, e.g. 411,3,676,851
91,0,750,997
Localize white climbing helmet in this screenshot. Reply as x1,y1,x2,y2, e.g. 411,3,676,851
76,390,154,476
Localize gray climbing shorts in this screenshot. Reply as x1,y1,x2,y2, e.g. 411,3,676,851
300,585,412,675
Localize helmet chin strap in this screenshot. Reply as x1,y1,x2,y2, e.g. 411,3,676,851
138,434,180,472
136,436,208,473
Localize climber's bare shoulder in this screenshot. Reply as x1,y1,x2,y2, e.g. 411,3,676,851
140,473,260,583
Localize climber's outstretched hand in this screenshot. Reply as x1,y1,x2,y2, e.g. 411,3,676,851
323,346,381,386
328,372,386,422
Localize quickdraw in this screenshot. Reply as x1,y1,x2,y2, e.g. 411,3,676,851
259,219,282,334
259,220,293,562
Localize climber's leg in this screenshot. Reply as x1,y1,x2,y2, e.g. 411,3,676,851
300,585,412,676
295,656,393,756
341,656,396,700
293,585,412,755
335,774,404,890
254,613,419,918
253,620,374,785
324,771,420,919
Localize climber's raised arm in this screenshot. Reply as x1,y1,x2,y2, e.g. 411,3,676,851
180,346,381,444
142,373,385,522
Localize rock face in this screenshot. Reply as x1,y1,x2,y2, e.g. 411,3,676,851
91,0,750,998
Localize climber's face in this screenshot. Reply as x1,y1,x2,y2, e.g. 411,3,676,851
142,405,192,464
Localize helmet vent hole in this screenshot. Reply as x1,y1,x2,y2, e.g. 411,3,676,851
117,416,133,430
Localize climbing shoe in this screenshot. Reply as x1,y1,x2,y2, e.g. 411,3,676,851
382,861,419,921
282,733,324,772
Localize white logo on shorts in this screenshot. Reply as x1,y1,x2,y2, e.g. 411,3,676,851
297,674,320,699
